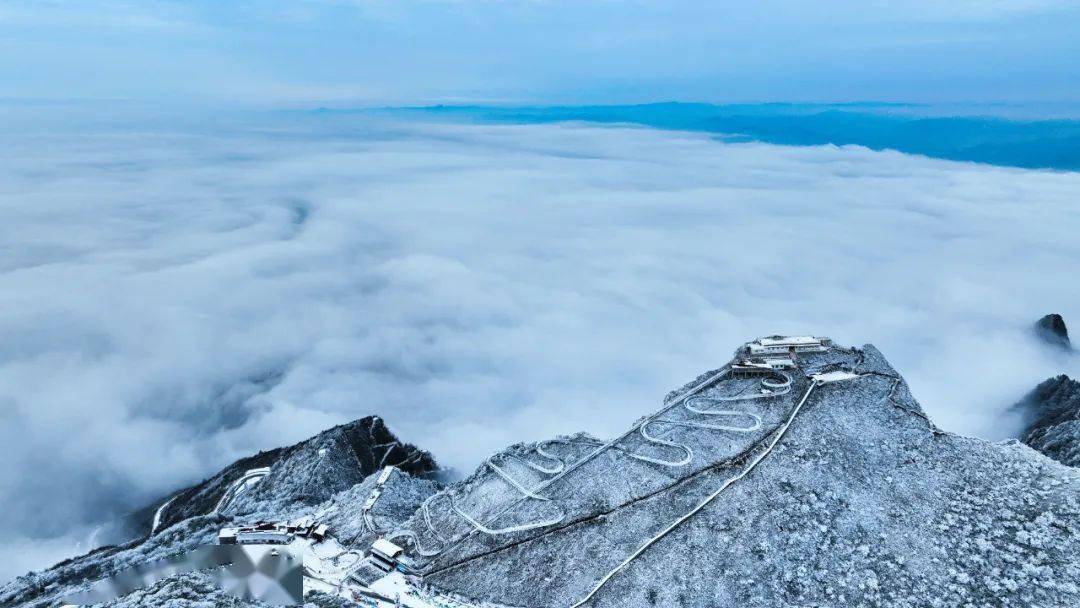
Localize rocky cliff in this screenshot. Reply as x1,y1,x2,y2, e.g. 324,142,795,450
1034,314,1072,351
1016,375,1080,468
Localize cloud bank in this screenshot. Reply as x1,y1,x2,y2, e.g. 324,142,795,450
2,114,1079,580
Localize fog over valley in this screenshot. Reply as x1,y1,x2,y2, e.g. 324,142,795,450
2,112,1079,581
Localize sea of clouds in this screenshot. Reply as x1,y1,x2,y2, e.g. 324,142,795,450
2,113,1079,581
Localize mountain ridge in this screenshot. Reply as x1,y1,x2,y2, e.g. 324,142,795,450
4,338,1079,608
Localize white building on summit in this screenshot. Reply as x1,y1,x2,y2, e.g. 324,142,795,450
730,336,830,377
747,336,831,356
218,519,327,546
731,356,796,376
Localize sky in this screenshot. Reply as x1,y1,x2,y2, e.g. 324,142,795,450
2,0,1080,105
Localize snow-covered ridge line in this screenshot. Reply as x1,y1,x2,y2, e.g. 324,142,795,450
399,339,1079,608
8,336,1080,608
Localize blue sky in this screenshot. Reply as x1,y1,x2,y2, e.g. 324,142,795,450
3,1,1080,106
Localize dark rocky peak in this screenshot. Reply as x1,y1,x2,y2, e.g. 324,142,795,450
1015,375,1080,466
1034,313,1071,350
143,415,436,535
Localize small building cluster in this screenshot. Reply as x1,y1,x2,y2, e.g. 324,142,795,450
218,518,328,546
747,336,831,356
347,538,415,588
731,356,795,377
734,336,831,376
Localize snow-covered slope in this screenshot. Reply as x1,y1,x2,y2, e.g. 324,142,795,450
396,343,1080,608
4,339,1079,608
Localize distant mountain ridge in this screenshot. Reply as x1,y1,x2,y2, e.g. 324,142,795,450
356,103,1080,171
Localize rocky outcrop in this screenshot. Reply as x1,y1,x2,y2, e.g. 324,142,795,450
1016,375,1080,467
1034,313,1071,350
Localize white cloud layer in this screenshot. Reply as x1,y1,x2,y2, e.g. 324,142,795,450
2,116,1079,580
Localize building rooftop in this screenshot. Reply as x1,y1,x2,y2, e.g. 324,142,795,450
756,336,828,346
372,538,405,559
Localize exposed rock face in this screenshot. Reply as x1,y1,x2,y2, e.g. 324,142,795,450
1017,375,1080,467
1035,314,1072,350
5,340,1080,608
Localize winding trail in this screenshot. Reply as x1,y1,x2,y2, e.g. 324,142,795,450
214,467,271,514
150,495,177,534
568,373,855,607
394,365,790,566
